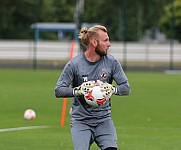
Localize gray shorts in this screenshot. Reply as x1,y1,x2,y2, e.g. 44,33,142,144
71,119,117,150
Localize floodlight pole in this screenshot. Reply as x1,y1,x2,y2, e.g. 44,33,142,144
122,0,128,71
32,0,39,70
75,0,84,52
169,0,174,70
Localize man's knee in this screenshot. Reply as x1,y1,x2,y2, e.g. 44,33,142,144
104,147,117,150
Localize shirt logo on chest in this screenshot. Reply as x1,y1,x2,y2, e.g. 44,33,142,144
99,69,108,80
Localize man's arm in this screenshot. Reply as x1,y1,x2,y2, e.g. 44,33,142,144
55,86,74,98
54,61,75,98
114,81,131,96
111,58,131,96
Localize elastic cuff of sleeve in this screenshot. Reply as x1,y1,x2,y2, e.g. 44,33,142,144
113,86,117,94
73,88,82,96
73,88,76,96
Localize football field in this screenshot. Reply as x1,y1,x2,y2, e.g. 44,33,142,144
0,69,181,150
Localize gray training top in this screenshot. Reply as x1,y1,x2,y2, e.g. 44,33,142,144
55,53,130,123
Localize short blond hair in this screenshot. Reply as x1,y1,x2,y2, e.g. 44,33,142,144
78,25,107,46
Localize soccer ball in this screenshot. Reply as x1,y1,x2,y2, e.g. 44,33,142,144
24,109,36,120
84,85,107,107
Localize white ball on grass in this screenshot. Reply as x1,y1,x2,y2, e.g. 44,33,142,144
24,109,36,120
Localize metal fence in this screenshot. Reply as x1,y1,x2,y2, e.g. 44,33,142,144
0,40,180,70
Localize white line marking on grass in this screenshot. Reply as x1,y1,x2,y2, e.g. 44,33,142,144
116,126,181,131
0,126,50,133
165,70,181,74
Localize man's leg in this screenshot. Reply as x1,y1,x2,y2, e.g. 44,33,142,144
71,122,93,150
95,119,118,150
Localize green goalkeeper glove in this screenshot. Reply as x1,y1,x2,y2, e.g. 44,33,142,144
74,81,95,96
100,82,116,99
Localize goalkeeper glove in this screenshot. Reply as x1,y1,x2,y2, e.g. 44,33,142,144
100,82,116,99
74,81,95,96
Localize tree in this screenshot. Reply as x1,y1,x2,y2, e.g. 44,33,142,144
0,0,179,42
126,0,168,41
82,0,168,41
0,0,76,39
159,0,181,41
82,0,122,40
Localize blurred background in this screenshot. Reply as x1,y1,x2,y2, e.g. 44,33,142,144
0,0,180,71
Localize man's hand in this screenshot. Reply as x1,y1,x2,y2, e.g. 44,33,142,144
74,81,95,96
100,82,116,99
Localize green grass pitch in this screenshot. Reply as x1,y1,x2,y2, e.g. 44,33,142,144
0,69,181,150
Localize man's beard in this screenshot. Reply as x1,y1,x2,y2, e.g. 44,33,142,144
95,45,107,57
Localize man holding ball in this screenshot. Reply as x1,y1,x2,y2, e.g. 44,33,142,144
55,25,130,150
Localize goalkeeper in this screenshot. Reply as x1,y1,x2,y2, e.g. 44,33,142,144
55,25,130,150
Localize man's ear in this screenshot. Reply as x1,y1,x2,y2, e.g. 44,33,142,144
90,39,97,47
